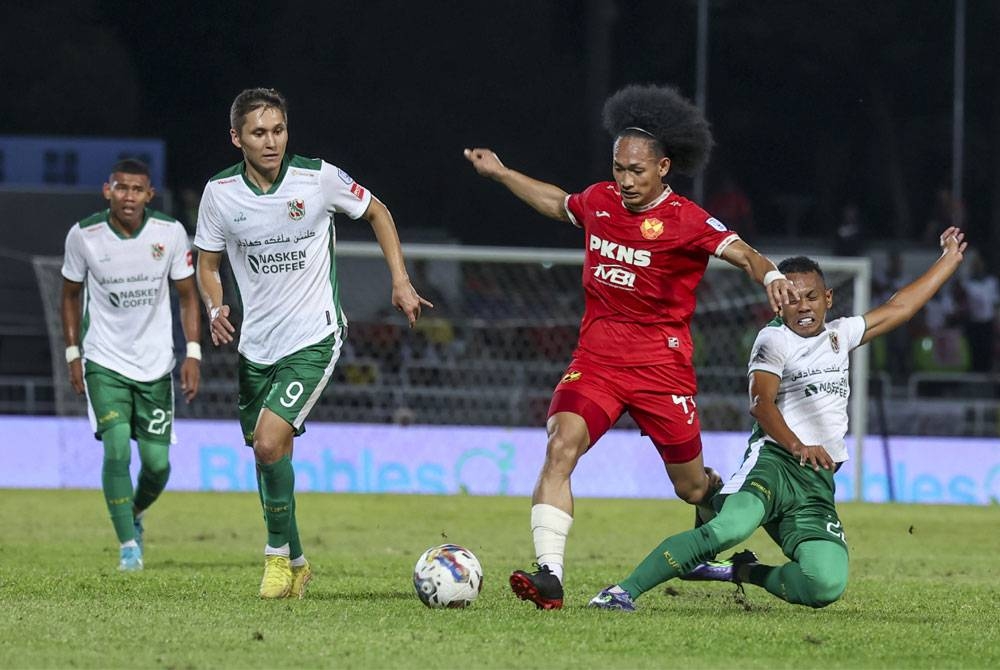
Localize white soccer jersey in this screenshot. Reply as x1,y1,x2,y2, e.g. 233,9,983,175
61,209,194,381
745,316,867,463
194,155,372,364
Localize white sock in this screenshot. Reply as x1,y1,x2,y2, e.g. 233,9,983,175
264,543,290,557
120,539,139,549
290,555,308,568
531,504,573,583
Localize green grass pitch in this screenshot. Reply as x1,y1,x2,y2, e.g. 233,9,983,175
1,489,997,669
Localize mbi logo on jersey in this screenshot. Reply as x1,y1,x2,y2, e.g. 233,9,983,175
593,264,636,288
588,234,651,267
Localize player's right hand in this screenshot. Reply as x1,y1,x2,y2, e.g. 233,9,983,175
209,304,236,346
793,444,834,471
68,359,84,395
463,148,507,179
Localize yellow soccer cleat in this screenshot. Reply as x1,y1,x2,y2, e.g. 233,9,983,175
259,554,293,599
286,559,313,599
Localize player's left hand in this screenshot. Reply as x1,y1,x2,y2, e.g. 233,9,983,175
766,277,799,314
393,281,434,327
180,357,200,403
938,226,967,259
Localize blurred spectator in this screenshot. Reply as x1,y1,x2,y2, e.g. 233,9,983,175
954,252,999,372
921,187,965,244
833,202,863,256
706,173,755,237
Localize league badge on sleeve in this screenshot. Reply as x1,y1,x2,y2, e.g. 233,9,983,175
706,217,728,232
287,199,305,221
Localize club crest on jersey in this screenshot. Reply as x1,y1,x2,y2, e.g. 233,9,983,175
287,199,306,220
829,331,840,353
560,370,582,384
640,218,664,240
150,243,165,260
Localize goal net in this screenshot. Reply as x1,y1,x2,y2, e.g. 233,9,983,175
32,243,870,440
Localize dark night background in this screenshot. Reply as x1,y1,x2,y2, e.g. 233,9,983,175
2,0,998,258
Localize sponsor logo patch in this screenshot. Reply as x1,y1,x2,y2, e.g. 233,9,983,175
287,199,305,220
247,250,307,275
350,182,365,200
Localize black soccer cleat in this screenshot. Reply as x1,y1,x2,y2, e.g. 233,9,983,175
509,564,564,610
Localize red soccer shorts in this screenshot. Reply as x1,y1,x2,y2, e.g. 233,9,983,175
547,356,702,464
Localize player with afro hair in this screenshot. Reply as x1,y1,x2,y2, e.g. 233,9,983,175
465,84,797,610
602,83,714,176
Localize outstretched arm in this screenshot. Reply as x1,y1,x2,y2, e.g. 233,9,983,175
720,239,798,313
860,226,967,346
60,279,85,395
463,148,570,222
196,249,236,346
749,370,834,471
362,196,433,327
174,276,201,402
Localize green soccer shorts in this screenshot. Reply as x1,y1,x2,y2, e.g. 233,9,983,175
717,439,848,559
84,360,175,443
237,332,342,446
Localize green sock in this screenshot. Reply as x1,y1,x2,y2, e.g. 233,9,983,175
288,494,304,560
133,440,170,512
749,540,849,608
620,525,720,598
101,423,135,543
258,456,295,548
620,492,766,600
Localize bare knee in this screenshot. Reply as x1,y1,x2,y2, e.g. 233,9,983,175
543,431,588,476
672,474,710,505
254,435,289,464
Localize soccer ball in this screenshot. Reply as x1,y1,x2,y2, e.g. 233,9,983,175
413,544,483,608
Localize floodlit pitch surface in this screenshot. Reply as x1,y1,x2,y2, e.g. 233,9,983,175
1,489,996,669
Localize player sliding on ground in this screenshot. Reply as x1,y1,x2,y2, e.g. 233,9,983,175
589,227,967,611
465,83,798,609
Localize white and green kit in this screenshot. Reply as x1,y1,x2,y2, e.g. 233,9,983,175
195,156,372,440
62,209,194,436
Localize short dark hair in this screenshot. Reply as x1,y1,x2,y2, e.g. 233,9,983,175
110,158,150,178
230,87,288,131
602,84,714,175
778,256,825,280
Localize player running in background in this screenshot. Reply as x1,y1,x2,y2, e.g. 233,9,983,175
61,159,202,572
464,84,797,609
195,88,431,599
589,228,967,611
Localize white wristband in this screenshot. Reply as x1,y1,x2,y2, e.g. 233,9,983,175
763,270,786,287
65,345,81,363
186,342,202,361
209,306,221,321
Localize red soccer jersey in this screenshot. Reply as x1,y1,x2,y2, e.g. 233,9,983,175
564,182,740,391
